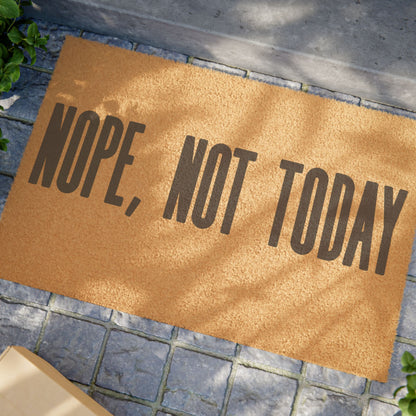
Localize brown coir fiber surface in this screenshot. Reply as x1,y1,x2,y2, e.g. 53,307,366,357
1,37,415,381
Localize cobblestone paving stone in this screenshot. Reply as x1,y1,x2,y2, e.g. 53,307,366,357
226,366,297,416
112,310,173,339
97,330,170,401
136,44,188,63
163,348,232,416
0,18,415,416
192,58,247,77
397,280,416,339
0,175,13,216
306,85,361,105
81,31,134,50
92,392,153,416
305,364,367,394
248,71,301,90
239,345,302,373
360,99,416,120
53,295,112,321
367,399,401,416
0,299,47,352
296,386,362,416
177,328,236,356
0,279,50,305
38,312,107,384
409,236,416,277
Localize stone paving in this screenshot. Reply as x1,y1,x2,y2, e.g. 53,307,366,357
1,19,416,416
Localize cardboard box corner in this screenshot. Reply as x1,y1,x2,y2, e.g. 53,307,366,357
0,345,113,416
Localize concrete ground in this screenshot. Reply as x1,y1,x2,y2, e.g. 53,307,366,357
27,0,416,112
1,18,416,416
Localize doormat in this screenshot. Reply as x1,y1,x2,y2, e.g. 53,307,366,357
1,37,415,382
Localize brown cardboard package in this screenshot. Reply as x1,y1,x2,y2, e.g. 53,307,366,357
0,346,112,415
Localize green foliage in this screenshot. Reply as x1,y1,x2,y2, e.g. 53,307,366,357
394,352,416,416
0,0,48,151
0,128,8,151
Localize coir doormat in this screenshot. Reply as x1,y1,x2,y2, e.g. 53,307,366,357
1,37,415,381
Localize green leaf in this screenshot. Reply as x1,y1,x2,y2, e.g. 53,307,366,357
24,44,36,64
409,375,416,391
403,352,416,373
400,398,412,413
0,44,8,60
402,351,416,366
0,58,3,68
27,22,38,39
0,76,12,93
39,35,49,44
0,128,8,152
9,48,24,65
0,138,9,152
6,65,19,82
0,0,19,19
34,37,44,47
7,26,24,44
24,36,34,45
409,400,416,414
394,385,407,398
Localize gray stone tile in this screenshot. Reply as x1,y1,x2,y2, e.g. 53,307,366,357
82,31,133,50
0,280,50,305
38,313,106,384
163,348,232,416
367,399,400,416
112,311,173,339
305,363,366,394
226,366,297,416
136,44,188,63
193,58,246,77
239,345,302,373
177,328,236,356
53,295,112,321
0,119,32,176
397,280,416,339
370,342,416,399
360,100,416,120
32,20,81,70
248,72,301,90
0,175,13,217
296,386,362,416
0,299,47,352
408,234,416,277
0,67,51,122
307,86,360,105
92,392,152,416
97,330,169,401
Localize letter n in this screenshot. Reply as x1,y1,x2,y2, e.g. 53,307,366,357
163,136,208,222
28,103,77,187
